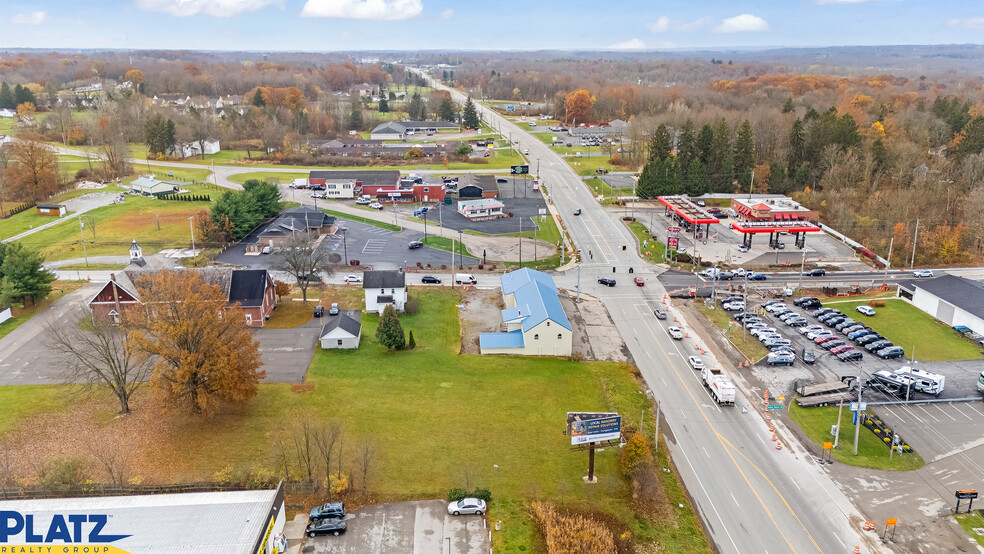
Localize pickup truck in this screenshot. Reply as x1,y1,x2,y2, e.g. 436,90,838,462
701,367,736,405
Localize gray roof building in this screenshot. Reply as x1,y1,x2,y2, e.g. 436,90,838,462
898,275,984,320
363,270,406,289
321,313,363,338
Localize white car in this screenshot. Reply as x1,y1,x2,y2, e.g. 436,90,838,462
913,269,934,278
688,356,705,370
765,303,788,313
668,327,684,340
750,327,777,337
732,268,746,277
311,192,326,199
368,202,384,210
807,330,833,340
448,498,487,516
800,325,824,335
737,244,750,253
344,274,362,283
856,305,876,316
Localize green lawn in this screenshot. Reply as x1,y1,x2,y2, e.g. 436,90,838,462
954,512,984,548
320,209,401,232
229,172,307,185
788,403,925,471
0,386,72,436
56,263,128,271
627,221,666,262
0,281,85,340
566,154,618,176
506,213,561,245
0,207,77,241
821,298,984,361
420,235,475,258
129,165,213,183
586,177,634,199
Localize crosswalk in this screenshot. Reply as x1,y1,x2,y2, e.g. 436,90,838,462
362,239,387,254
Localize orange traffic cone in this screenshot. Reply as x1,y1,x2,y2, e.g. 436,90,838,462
771,434,777,442
769,424,774,432
685,332,689,338
765,413,771,420
776,441,782,450
854,547,860,554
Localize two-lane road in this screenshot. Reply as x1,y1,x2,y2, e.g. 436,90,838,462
418,69,879,553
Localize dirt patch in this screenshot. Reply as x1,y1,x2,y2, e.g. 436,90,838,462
460,234,556,264
561,293,629,363
291,383,315,394
459,287,504,354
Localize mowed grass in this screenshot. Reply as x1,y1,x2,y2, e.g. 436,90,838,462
17,195,212,261
788,403,925,471
229,171,307,185
0,281,85,340
953,512,984,548
586,176,634,198
696,302,769,362
820,298,984,361
420,235,475,257
264,300,316,329
0,386,73,436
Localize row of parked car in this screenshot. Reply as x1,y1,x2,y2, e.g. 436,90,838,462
729,303,798,366
804,301,903,359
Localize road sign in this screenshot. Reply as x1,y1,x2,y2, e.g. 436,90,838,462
886,518,898,526
767,404,784,410
823,442,833,450
510,165,529,175
956,490,979,499
850,402,868,411
506,105,515,112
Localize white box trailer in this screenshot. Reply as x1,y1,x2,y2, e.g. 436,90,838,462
894,366,945,396
701,367,735,405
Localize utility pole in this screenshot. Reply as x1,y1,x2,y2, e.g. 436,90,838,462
78,215,88,266
519,217,522,265
797,251,806,292
853,364,863,456
833,397,844,449
747,170,754,200
883,236,894,286
576,264,580,302
910,219,919,268
188,216,196,253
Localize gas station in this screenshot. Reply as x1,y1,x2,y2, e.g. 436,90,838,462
657,196,720,242
730,219,823,250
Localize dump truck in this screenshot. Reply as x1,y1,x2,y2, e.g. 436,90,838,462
701,367,736,406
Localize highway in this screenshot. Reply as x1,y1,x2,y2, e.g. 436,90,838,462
418,69,881,553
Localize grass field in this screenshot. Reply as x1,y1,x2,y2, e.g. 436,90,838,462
506,213,561,245
696,302,769,362
321,209,401,232
820,298,983,361
788,403,925,471
566,154,619,176
627,220,666,262
420,235,475,258
16,195,212,261
56,263,128,271
586,176,634,199
129,165,214,183
0,281,85,340
954,512,984,548
229,171,307,185
265,299,316,329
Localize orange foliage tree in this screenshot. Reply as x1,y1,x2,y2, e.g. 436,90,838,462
127,270,264,417
3,133,60,201
564,89,595,124
124,69,145,85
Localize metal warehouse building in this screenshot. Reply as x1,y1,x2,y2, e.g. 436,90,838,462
0,484,286,553
897,275,984,334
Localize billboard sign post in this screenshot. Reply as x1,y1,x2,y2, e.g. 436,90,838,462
510,165,530,175
567,412,622,483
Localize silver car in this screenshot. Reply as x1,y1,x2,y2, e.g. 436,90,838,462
448,498,487,516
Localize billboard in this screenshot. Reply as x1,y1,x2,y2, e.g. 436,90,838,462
567,412,621,445
667,226,681,250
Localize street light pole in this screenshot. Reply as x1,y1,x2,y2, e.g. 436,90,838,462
797,251,806,292
341,228,348,265
188,216,196,253
458,229,463,268
853,363,864,456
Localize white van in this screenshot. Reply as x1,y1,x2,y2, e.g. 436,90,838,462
895,366,945,396
529,121,537,127
978,370,984,394
455,274,477,285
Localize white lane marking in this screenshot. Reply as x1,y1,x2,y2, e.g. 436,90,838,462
882,405,906,425
676,440,742,554
703,446,710,459
917,404,940,423
963,402,984,418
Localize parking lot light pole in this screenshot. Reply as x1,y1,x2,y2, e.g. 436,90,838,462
797,252,806,292
458,229,464,268
853,363,864,456
341,228,348,265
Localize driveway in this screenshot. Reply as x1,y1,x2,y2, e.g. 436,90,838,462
301,500,490,554
254,314,322,383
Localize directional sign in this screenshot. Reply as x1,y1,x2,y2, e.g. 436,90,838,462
767,404,784,410
510,165,530,175
823,442,833,450
506,105,515,112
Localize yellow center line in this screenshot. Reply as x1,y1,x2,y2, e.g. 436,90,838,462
633,305,819,553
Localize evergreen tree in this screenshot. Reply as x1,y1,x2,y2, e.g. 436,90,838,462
955,116,984,159
636,158,659,199
709,118,732,192
437,98,456,122
732,120,756,182
13,84,36,106
0,242,56,307
695,124,714,165
347,108,363,130
649,123,672,161
793,163,812,187
677,119,696,180
378,97,389,113
376,305,406,350
769,162,788,194
144,114,170,155
408,93,426,120
685,158,710,196
242,179,282,218
716,157,734,193
781,98,795,114
787,118,805,171
653,157,683,196
164,118,176,154
871,139,888,172
463,97,480,129
407,330,416,349
0,82,13,110
252,89,265,107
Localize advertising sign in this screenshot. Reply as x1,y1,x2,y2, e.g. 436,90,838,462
667,226,681,250
956,490,979,499
510,165,530,175
568,413,621,445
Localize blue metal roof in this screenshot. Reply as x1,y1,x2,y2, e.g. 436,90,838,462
499,268,571,333
501,306,524,322
479,330,526,349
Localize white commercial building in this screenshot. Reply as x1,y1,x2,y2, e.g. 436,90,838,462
480,268,573,356
898,275,984,334
457,198,505,221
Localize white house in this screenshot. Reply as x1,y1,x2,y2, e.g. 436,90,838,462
0,109,15,118
171,139,221,159
480,268,573,356
363,270,407,313
458,198,505,221
320,313,362,349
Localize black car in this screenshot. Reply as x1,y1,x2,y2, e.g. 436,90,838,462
496,178,508,183
837,351,863,362
306,518,346,537
806,269,826,276
573,209,582,216
802,348,816,364
598,278,616,287
313,306,325,318
794,297,819,306
421,275,442,284
654,309,667,320
408,241,424,249
856,334,882,345
877,346,905,359
310,502,346,521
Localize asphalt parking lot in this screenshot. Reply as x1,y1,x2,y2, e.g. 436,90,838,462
253,314,322,383
398,177,548,236
301,500,490,554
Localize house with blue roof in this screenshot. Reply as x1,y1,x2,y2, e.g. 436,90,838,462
479,268,572,356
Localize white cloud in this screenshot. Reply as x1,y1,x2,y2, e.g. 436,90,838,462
714,14,769,33
301,0,423,20
647,15,712,33
136,0,281,17
440,8,453,19
608,38,646,50
948,17,984,29
12,11,46,25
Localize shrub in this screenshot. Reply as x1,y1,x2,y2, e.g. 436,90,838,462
38,457,88,495
471,487,492,502
407,330,416,349
477,264,484,270
404,296,420,315
620,431,652,473
868,299,886,307
447,487,468,502
529,502,615,553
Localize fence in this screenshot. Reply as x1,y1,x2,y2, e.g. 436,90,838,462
0,480,316,501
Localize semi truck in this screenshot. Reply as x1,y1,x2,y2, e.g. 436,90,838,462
701,367,736,406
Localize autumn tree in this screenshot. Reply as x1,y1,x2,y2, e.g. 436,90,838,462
564,89,594,124
16,102,35,117
124,69,144,86
127,270,264,417
463,96,480,129
376,304,405,350
4,134,60,201
273,231,335,302
45,307,153,415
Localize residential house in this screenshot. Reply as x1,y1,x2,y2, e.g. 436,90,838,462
170,139,221,159
455,174,499,199
363,270,407,314
252,207,336,251
355,83,381,97
0,109,15,118
319,312,363,349
369,120,461,140
458,198,505,221
129,176,180,196
89,267,278,327
480,268,572,356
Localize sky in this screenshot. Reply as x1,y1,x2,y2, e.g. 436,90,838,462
2,0,984,52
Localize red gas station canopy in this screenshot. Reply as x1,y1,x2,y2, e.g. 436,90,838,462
730,220,822,234
657,196,719,225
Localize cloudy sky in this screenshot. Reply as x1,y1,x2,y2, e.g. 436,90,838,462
2,0,984,51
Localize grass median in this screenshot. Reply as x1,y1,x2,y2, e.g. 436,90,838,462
954,512,984,548
320,209,401,232
695,302,769,362
626,220,666,263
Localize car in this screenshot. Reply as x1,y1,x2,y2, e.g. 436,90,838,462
306,518,347,537
634,277,645,286
369,202,384,210
794,297,816,307
598,278,616,287
731,268,746,278
808,330,833,340
310,502,346,521
737,244,750,253
668,327,684,340
573,209,582,216
913,269,934,278
877,346,905,359
758,334,782,343
813,307,836,317
800,325,823,335
819,313,843,323
771,347,797,357
848,329,873,340
344,274,362,283
841,323,864,334
767,353,795,366
421,275,442,284
856,334,882,345
801,299,823,309
653,309,667,320
328,303,339,316
806,269,826,277
774,241,786,249
835,319,858,331
723,302,745,311
747,273,767,280
742,318,764,327
825,316,847,327
707,207,722,214
696,199,706,207
448,498,487,516
750,327,777,337
765,303,788,313
821,339,846,349
865,340,893,352
313,306,325,317
814,335,838,345
355,197,371,205
795,348,815,365
721,296,744,304
496,178,508,183
787,319,809,327
688,356,705,370
779,312,800,321
311,192,326,199
408,240,424,249
830,345,855,355
856,305,876,316
523,148,529,155
837,351,863,362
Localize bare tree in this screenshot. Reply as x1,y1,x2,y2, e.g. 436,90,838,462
314,422,342,497
82,213,98,240
272,432,294,483
355,439,377,494
273,231,336,302
86,441,132,487
44,307,153,414
292,418,316,483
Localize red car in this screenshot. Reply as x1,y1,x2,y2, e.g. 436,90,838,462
634,277,645,286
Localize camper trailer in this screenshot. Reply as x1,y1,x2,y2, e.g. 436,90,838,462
894,366,945,396
866,370,915,396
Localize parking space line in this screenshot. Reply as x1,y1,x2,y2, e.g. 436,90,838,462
948,403,974,421
963,402,984,418
917,405,940,423
935,404,957,421
882,405,906,425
